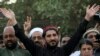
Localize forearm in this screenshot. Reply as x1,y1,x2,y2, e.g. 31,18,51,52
13,24,41,55
63,19,89,55
24,30,29,37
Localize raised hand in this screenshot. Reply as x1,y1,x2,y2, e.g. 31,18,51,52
0,8,15,19
23,16,32,36
23,16,32,31
85,4,100,21
0,8,17,26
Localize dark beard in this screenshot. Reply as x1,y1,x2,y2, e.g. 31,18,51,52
5,42,17,50
46,42,58,50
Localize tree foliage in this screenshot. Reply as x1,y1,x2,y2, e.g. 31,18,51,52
0,0,99,36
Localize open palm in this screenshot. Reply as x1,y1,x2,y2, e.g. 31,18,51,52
0,8,15,19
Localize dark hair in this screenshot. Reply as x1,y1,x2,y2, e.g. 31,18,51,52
42,28,59,38
79,39,93,49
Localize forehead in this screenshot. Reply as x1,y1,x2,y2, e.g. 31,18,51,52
46,30,57,35
32,31,42,36
87,32,97,36
3,28,15,35
81,44,93,48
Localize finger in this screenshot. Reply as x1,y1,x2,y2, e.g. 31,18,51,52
0,8,7,14
86,5,90,11
8,9,15,16
94,5,100,12
91,4,97,9
23,22,27,28
1,8,8,13
0,8,10,16
26,16,29,21
29,16,32,23
27,17,31,23
24,21,27,25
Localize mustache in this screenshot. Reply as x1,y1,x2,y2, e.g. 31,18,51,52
50,40,57,43
6,40,13,43
34,41,41,44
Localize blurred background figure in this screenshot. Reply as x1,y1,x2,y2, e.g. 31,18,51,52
70,28,100,56
83,28,100,49
80,39,94,56
70,39,94,56
61,35,71,47
83,28,100,56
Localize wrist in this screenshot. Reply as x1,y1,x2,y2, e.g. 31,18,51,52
25,31,28,36
13,19,17,26
84,15,91,21
11,18,17,26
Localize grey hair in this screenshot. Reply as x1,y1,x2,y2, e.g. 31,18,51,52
3,26,15,34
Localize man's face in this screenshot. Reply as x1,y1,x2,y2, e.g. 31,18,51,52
45,30,59,47
3,28,17,49
61,37,70,46
81,44,93,56
87,32,99,48
31,31,44,47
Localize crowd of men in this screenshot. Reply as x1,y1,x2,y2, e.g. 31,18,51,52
0,4,100,56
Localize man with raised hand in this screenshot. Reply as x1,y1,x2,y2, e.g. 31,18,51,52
0,4,99,56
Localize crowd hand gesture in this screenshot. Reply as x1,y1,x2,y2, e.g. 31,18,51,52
85,4,100,21
0,8,17,26
23,16,31,31
23,16,32,36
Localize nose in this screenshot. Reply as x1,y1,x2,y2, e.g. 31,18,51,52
34,37,39,42
50,35,55,40
85,49,89,53
7,36,11,40
92,36,97,42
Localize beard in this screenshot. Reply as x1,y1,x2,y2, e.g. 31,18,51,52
49,41,57,46
34,41,42,47
5,40,17,50
47,40,58,49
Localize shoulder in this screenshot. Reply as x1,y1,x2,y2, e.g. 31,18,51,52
70,50,80,56
0,48,6,53
18,48,31,55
